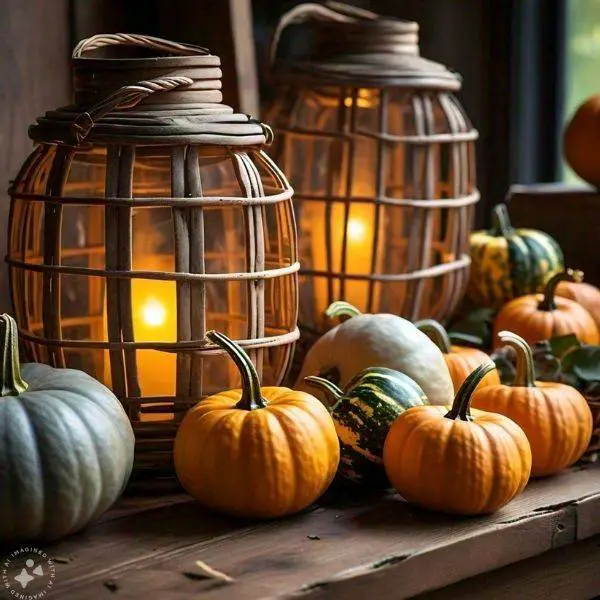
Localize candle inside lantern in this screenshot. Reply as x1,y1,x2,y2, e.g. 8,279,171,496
103,262,177,410
298,87,382,318
307,201,375,313
131,276,177,401
340,205,374,309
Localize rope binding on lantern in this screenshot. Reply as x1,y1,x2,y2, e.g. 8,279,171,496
29,33,274,147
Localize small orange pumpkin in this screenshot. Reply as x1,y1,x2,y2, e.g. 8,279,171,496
472,331,592,477
556,279,600,331
563,94,600,187
174,331,340,519
383,362,532,515
416,319,500,392
494,270,599,347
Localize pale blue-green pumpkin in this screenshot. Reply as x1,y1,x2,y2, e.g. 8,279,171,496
0,314,135,542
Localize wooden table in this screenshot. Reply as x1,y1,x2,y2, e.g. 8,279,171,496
4,463,600,600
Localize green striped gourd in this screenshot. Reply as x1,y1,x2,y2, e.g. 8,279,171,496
467,203,564,309
305,367,427,487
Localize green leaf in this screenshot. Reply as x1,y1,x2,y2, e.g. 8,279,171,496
448,308,496,350
531,342,562,382
567,347,600,383
462,308,496,323
560,372,580,388
448,332,485,348
548,334,581,359
491,347,516,385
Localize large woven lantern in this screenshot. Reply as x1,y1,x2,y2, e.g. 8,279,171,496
267,3,479,337
7,34,298,474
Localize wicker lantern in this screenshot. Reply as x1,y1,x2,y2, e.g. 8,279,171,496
7,34,298,474
267,3,479,338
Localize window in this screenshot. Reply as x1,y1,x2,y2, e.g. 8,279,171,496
563,0,600,182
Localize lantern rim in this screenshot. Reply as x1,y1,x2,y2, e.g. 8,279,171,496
272,60,461,91
28,35,272,147
29,104,270,147
270,4,461,89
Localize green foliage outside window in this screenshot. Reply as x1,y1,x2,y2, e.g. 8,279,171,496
564,0,600,182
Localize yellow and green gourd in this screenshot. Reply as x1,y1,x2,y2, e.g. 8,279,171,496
305,367,427,487
467,204,564,309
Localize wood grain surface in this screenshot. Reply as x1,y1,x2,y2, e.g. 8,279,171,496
414,534,600,600
507,183,600,287
2,464,599,600
0,0,70,314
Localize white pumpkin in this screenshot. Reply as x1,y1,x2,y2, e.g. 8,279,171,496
0,314,135,542
295,302,454,406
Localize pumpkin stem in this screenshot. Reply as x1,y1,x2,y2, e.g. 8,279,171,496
491,204,514,237
538,269,583,311
303,376,344,411
206,330,266,410
0,314,28,397
445,361,496,422
415,319,452,354
497,331,536,387
325,301,362,321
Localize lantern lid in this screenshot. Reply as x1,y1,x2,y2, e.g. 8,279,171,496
29,34,272,147
270,3,461,90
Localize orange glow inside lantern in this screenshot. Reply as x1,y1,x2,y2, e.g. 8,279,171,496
7,33,300,475
9,143,298,421
267,7,479,340
102,255,178,403
307,200,375,311
270,79,477,335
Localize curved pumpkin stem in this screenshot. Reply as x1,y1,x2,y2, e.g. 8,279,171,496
445,361,496,422
0,314,28,397
303,376,344,411
538,269,583,311
490,204,514,238
415,319,452,354
497,330,536,388
325,301,362,321
206,330,266,411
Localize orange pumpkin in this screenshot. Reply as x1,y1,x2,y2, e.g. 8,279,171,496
563,94,600,187
174,331,340,519
472,331,592,477
494,270,599,347
556,279,600,331
416,319,500,392
383,362,532,515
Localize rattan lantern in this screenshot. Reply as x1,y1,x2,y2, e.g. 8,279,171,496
267,3,479,337
7,34,298,474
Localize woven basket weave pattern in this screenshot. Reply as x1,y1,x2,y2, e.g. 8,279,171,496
8,35,298,475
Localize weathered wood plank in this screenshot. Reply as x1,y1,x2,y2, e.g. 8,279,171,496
507,183,600,286
414,534,600,600
29,463,600,599
0,0,70,314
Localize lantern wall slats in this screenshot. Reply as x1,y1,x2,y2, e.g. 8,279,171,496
268,4,479,340
8,34,299,476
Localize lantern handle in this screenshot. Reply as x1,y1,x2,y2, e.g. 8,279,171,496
70,76,194,144
270,1,379,64
72,33,210,58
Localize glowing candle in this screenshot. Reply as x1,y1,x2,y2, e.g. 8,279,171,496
103,257,177,412
307,201,375,317
131,276,177,401
300,87,383,324
338,204,374,309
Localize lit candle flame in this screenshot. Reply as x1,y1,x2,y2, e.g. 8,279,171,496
140,297,167,328
347,217,367,242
